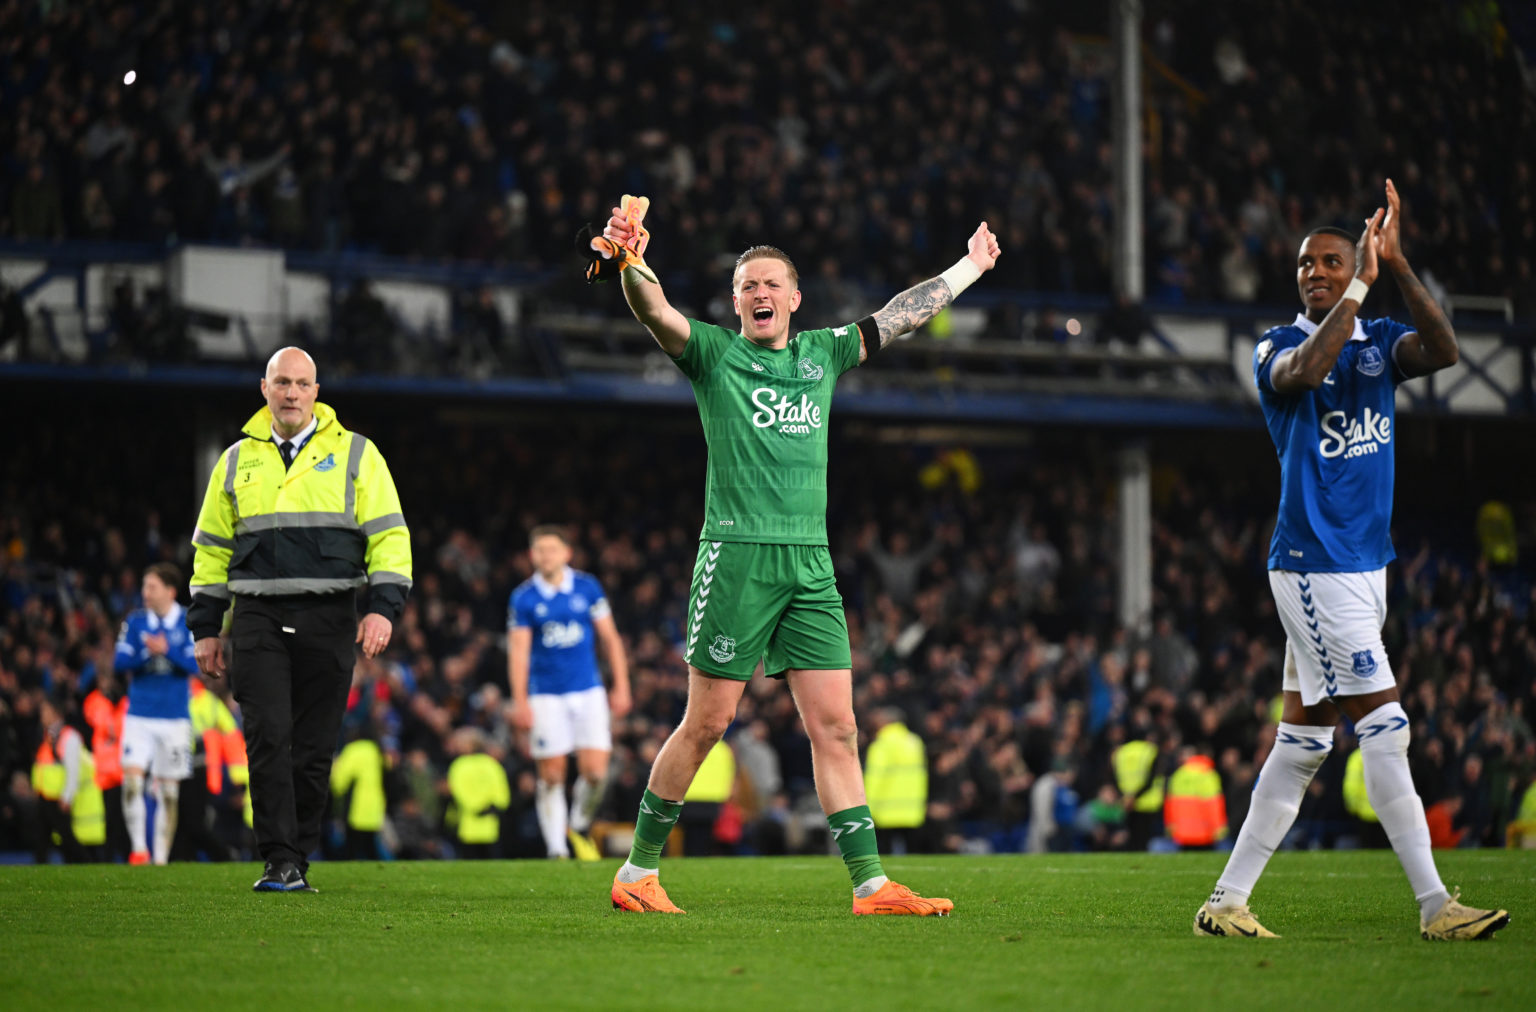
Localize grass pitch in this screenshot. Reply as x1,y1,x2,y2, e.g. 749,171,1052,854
2,851,1532,1010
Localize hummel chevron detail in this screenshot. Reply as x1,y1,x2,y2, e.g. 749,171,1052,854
639,799,677,824
830,817,875,840
1358,716,1410,739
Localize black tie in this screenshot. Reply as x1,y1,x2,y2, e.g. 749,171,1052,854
279,440,295,469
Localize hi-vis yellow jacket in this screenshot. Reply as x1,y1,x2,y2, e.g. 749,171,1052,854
187,402,412,638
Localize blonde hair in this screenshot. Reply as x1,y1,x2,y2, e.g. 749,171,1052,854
733,246,799,289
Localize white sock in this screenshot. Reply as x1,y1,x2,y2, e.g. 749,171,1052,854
535,780,569,858
569,775,607,834
854,875,889,898
152,780,179,865
123,773,148,855
616,860,657,884
1356,702,1450,920
1211,723,1333,907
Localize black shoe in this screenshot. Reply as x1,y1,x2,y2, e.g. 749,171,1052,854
252,860,317,893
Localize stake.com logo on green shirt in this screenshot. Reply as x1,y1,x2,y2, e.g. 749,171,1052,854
673,318,864,546
749,387,823,435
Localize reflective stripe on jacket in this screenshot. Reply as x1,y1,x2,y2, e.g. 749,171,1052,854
188,401,411,638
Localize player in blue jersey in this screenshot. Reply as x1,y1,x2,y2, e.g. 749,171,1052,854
508,525,631,859
1195,180,1507,941
115,563,198,865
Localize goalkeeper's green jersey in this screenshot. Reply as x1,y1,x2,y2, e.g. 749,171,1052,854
672,318,863,546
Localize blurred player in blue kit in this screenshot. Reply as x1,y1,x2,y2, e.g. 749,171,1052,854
115,563,198,865
508,525,631,860
1195,181,1508,941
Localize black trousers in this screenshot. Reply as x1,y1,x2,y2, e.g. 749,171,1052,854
173,768,233,862
230,592,355,868
102,784,131,861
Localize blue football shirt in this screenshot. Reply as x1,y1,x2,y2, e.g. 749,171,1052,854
508,567,610,695
114,602,196,719
1254,313,1415,573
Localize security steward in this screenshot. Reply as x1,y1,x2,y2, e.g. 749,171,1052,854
189,346,411,892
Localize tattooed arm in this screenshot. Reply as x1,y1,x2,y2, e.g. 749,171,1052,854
1388,260,1459,377
1376,180,1458,377
857,221,1001,364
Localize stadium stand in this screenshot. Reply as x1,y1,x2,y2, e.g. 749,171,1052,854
0,0,1531,314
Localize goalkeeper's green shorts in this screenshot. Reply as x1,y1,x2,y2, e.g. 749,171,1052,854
681,540,851,680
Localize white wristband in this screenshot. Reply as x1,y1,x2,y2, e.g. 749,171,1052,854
939,257,983,298
1343,277,1370,305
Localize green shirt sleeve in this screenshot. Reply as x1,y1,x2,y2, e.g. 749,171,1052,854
673,319,738,381
800,323,864,377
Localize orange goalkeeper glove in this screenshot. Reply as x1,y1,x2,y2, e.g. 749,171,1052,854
578,194,658,284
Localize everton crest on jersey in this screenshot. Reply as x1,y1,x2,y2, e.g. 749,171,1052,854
1253,314,1415,573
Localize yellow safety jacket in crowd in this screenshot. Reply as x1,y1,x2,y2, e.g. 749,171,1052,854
189,680,241,794
1510,781,1536,847
1113,740,1164,813
331,738,387,832
1343,749,1377,823
32,740,64,801
70,748,105,847
684,741,735,803
32,729,106,846
864,722,928,829
447,753,509,844
187,402,412,639
1476,500,1517,566
1164,755,1227,846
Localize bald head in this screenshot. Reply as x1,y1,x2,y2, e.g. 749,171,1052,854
261,346,319,438
266,346,317,382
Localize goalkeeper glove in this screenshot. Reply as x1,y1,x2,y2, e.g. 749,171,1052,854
577,194,658,284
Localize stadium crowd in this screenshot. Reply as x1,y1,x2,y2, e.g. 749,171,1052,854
2,417,1533,862
1,0,1532,327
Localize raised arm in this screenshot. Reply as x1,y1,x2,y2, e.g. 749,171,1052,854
600,203,691,356
857,222,1001,364
1269,210,1383,394
1376,178,1459,378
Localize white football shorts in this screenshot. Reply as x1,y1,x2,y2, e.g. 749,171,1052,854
529,685,612,760
1270,568,1398,706
121,714,194,780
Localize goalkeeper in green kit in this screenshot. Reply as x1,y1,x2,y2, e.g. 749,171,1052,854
591,195,1000,915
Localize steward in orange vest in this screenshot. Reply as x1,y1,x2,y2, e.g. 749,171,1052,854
1164,750,1228,848
82,686,128,790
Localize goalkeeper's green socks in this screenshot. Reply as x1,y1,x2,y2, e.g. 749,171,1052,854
828,804,887,894
618,789,682,882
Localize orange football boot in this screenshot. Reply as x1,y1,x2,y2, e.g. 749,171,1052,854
611,873,686,914
851,880,954,916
